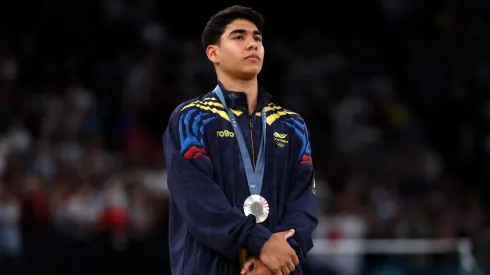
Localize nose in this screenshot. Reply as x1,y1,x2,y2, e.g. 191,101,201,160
246,39,258,50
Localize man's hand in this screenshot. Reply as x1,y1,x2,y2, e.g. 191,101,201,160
240,257,274,275
241,257,255,274
250,258,275,275
259,229,299,275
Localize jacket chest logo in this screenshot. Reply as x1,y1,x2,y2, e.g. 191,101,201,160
216,130,235,138
273,132,288,148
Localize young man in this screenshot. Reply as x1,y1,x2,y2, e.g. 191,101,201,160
163,5,318,275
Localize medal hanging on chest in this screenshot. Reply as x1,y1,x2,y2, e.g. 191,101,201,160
213,86,269,223
243,194,269,223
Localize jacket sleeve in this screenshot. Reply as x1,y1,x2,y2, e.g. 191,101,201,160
274,119,318,262
163,105,272,259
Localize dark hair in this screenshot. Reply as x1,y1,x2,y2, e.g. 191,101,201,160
201,5,265,49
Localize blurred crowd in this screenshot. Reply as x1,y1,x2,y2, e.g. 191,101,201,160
1,0,490,274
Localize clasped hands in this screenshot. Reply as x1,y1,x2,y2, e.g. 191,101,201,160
241,229,299,275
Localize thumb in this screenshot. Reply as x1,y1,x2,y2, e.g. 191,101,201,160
284,229,295,240
240,258,255,274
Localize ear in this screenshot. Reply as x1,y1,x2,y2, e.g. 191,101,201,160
206,45,220,64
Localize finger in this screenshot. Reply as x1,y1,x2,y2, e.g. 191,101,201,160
291,253,299,266
272,267,283,275
241,258,255,274
281,265,290,275
287,261,296,272
250,266,264,275
284,229,295,240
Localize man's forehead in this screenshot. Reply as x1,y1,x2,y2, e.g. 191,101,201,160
224,19,259,34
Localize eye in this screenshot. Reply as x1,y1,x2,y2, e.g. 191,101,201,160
234,35,244,40
254,36,262,42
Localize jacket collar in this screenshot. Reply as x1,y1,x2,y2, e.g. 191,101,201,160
217,81,272,113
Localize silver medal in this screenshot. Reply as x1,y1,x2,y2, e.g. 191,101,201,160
243,195,269,223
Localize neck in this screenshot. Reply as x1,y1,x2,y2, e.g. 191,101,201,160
217,72,258,114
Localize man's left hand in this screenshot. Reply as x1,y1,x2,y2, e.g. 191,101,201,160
241,257,282,275
241,257,256,274
250,258,276,275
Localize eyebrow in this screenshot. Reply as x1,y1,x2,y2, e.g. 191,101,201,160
228,29,262,37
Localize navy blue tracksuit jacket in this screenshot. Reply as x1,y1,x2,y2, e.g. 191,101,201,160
163,83,318,275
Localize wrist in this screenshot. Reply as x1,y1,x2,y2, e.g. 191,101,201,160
243,223,272,257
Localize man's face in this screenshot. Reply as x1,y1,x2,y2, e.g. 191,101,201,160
208,19,264,79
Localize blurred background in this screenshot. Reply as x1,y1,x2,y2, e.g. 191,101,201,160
1,0,490,274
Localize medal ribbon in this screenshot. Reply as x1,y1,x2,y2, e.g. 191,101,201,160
213,85,267,196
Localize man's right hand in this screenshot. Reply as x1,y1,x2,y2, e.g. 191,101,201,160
259,229,299,275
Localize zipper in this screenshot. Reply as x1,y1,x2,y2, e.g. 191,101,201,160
249,114,255,170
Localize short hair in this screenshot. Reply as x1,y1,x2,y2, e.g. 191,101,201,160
201,5,265,49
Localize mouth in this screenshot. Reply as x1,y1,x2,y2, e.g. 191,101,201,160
245,55,260,60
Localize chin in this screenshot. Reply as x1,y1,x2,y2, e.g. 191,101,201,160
239,67,262,79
